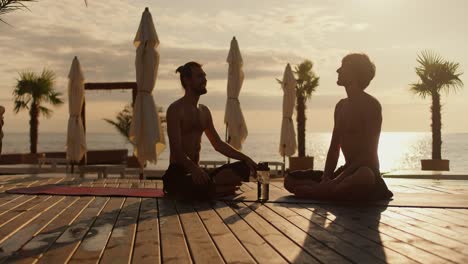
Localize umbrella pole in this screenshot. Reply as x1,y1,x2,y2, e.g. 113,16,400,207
283,144,286,176
139,163,144,180
225,124,231,164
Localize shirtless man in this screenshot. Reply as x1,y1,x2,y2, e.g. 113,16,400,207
284,53,393,200
164,61,257,199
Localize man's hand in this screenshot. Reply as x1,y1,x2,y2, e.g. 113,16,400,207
244,158,258,178
192,167,210,185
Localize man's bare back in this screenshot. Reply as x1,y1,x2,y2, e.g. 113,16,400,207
336,92,381,173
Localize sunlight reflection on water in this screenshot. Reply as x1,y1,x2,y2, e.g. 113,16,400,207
3,132,467,172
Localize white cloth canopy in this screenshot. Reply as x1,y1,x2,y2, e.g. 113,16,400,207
66,56,87,162
129,7,166,165
224,37,248,150
279,63,297,157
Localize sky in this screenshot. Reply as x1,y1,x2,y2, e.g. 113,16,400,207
1,0,467,134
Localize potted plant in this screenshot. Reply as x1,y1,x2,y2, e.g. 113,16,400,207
409,51,463,171
288,60,320,171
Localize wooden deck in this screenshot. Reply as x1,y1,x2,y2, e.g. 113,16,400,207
0,174,467,263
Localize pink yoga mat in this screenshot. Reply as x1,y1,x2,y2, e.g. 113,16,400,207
7,185,164,198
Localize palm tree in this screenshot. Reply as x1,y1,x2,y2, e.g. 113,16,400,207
104,104,165,144
104,104,133,145
410,50,463,160
294,60,320,157
13,69,64,153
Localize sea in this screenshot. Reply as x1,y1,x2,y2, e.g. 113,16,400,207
2,132,468,173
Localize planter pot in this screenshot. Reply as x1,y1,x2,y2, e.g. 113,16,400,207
421,159,449,171
288,156,314,171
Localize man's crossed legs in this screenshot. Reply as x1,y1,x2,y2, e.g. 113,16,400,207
162,161,250,200
284,166,393,200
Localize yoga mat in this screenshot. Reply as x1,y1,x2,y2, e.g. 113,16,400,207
7,185,164,198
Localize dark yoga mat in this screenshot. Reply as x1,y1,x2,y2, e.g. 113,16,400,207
7,185,164,198
219,188,468,209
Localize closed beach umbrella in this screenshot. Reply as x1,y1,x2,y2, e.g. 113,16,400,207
224,37,248,150
130,7,166,168
66,56,87,163
279,63,297,158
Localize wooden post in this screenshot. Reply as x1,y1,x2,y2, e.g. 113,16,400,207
132,87,137,107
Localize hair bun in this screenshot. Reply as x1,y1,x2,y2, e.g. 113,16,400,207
175,65,184,74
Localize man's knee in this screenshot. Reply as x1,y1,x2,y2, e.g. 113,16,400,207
284,174,297,193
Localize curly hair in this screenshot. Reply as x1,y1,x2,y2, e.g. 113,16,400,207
343,53,376,89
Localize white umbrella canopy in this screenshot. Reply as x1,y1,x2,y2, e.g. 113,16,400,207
279,63,297,157
224,36,248,150
66,56,87,162
129,7,166,166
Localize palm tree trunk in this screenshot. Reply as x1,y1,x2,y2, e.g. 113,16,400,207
29,101,39,154
296,95,306,157
431,91,442,160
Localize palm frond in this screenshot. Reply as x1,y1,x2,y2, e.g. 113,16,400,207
45,91,64,105
0,0,34,24
13,68,63,117
293,60,319,101
38,105,52,118
411,50,464,98
409,82,432,99
103,104,133,144
13,98,29,113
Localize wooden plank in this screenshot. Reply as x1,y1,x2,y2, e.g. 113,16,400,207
194,202,255,264
99,197,140,264
0,196,52,229
132,198,160,264
6,196,94,264
0,195,65,244
319,204,466,263
374,209,468,257
306,204,450,264
0,176,63,207
67,197,125,264
434,208,468,221
230,202,319,263
387,207,468,245
36,197,109,264
175,201,224,263
275,203,417,263
411,208,468,227
447,209,468,217
213,201,287,264
158,199,191,264
144,181,156,188
246,202,356,263
0,195,37,218
0,196,77,262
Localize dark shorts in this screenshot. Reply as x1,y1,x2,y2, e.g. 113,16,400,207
288,165,393,200
162,161,250,200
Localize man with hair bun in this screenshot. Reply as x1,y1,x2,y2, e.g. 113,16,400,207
284,53,393,200
164,61,257,199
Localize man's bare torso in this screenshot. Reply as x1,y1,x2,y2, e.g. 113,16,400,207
169,98,208,164
335,93,381,171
